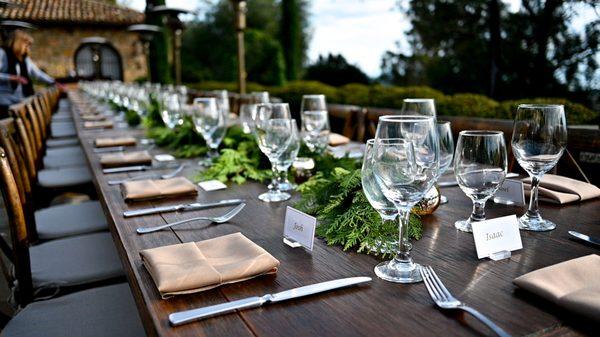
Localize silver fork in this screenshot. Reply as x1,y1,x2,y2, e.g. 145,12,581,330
108,164,185,185
420,266,511,337
136,203,246,234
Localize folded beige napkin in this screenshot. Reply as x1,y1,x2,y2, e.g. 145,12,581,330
81,114,106,121
84,120,113,129
514,255,600,322
329,133,350,146
95,137,137,148
140,232,279,298
523,174,600,204
121,177,197,201
100,150,152,168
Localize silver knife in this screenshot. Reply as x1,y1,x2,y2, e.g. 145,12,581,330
439,172,519,187
103,165,150,174
169,276,372,326
93,146,124,154
568,231,600,247
123,199,245,217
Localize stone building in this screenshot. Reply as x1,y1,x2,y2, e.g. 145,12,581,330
0,0,147,82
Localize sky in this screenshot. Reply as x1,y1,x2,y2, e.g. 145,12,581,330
124,0,597,78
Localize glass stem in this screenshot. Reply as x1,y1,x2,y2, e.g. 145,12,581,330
270,165,280,193
469,200,486,222
526,175,541,218
277,168,288,184
394,209,412,263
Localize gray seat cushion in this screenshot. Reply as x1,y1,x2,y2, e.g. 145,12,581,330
38,166,92,188
35,201,108,240
43,151,86,169
45,145,82,157
30,232,123,288
1,283,145,337
51,123,76,138
46,137,79,148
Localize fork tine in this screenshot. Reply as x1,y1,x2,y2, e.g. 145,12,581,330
427,266,453,300
220,203,245,221
420,266,440,302
424,266,447,301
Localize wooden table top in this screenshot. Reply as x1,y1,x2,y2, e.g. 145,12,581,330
69,95,599,337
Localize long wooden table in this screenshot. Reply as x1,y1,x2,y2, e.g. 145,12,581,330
69,94,599,337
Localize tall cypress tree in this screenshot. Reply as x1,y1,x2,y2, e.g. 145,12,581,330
145,0,172,83
280,0,302,80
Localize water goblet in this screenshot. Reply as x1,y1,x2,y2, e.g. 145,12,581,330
373,115,440,283
275,123,300,192
192,97,227,165
361,139,398,254
254,103,293,202
511,104,567,231
401,98,436,117
454,131,508,233
300,94,330,154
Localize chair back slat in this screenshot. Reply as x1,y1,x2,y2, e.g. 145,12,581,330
0,147,33,305
13,117,36,180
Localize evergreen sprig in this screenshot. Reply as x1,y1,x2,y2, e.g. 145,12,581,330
296,167,423,258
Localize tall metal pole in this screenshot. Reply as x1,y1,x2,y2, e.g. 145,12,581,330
232,0,247,94
173,28,182,85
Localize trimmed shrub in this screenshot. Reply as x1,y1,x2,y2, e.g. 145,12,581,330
184,80,598,124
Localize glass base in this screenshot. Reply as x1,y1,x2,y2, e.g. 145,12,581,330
374,259,422,283
258,190,291,202
518,213,556,231
454,220,473,233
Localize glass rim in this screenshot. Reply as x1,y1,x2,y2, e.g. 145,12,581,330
437,120,451,125
458,130,504,137
366,138,375,145
192,97,216,104
517,103,564,109
374,137,413,144
302,94,326,99
403,98,435,103
379,115,435,123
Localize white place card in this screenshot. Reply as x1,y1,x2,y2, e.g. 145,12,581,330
283,206,317,251
472,215,523,259
494,179,526,206
198,180,228,191
154,154,176,162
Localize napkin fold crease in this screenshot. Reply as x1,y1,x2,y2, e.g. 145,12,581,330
121,177,197,201
100,150,152,168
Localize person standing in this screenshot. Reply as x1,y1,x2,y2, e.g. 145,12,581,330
0,29,59,117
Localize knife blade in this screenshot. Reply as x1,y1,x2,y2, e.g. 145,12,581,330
93,146,124,154
102,165,149,174
123,198,245,217
168,276,372,326
439,172,519,187
568,231,600,247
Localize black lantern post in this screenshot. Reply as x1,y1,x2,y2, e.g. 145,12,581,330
148,6,190,85
127,24,161,79
231,0,247,94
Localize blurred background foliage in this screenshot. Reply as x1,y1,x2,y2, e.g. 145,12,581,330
176,0,599,119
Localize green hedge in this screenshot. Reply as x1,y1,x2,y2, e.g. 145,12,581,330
187,81,598,125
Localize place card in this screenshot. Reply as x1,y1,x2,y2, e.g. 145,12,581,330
283,206,316,251
472,215,522,260
493,179,526,206
154,154,175,162
198,180,227,191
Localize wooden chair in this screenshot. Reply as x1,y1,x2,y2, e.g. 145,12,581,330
0,147,124,305
328,104,366,142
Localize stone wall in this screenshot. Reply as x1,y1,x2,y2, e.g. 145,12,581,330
29,26,147,82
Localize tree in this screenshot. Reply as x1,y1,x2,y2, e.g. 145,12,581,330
145,0,172,84
382,0,600,105
305,54,370,86
280,0,310,81
181,0,287,85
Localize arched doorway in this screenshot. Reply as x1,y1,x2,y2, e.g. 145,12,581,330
74,37,123,80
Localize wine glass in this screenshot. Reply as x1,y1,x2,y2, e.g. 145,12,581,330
192,97,227,164
454,131,508,232
361,139,398,254
401,98,436,116
300,95,330,154
239,103,258,134
251,91,270,103
373,115,439,283
161,92,184,129
254,103,293,202
275,123,300,192
213,90,230,115
511,104,567,231
437,121,454,203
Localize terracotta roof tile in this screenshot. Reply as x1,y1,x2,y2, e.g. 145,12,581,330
0,0,144,26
